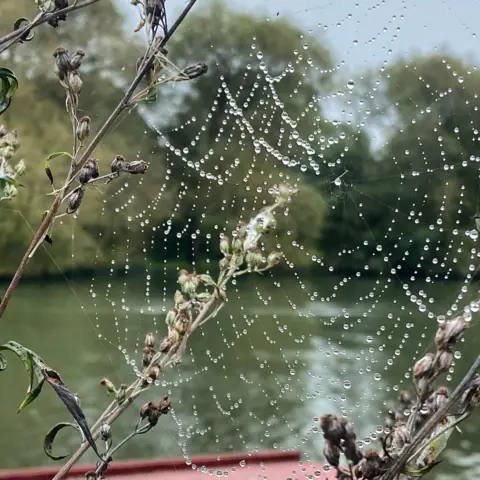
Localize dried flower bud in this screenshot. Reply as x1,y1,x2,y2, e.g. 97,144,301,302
437,349,453,373
267,251,283,267
219,234,230,255
389,422,410,451
158,394,171,415
159,336,172,353
435,317,469,350
181,62,208,80
323,440,340,467
236,221,248,239
355,449,384,480
229,253,244,268
140,401,155,419
111,155,125,173
79,158,99,185
68,71,83,94
142,346,155,367
232,237,243,253
148,364,160,380
219,257,229,270
198,274,215,286
319,414,347,445
100,378,116,395
76,116,90,142
173,290,185,306
177,269,189,286
245,248,263,269
100,423,111,441
70,49,85,70
181,273,198,295
413,352,435,379
53,46,71,79
0,125,7,137
14,159,26,176
116,384,127,405
125,160,148,174
145,333,155,348
67,186,85,214
399,390,413,406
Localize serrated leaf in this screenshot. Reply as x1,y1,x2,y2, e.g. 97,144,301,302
0,341,45,412
42,367,101,459
44,422,81,461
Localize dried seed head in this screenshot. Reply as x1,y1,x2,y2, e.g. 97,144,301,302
70,49,85,70
180,273,198,296
355,449,384,480
111,155,125,173
76,116,91,142
79,158,99,185
125,160,148,174
159,336,172,353
435,316,469,350
67,186,85,214
413,352,435,379
267,251,283,267
198,274,215,286
173,290,185,306
140,401,155,419
148,364,160,380
322,440,340,467
437,349,453,373
145,333,155,348
53,46,71,79
232,237,243,253
245,248,263,269
158,394,171,415
68,71,83,94
100,423,111,441
319,414,346,445
181,62,208,80
142,346,155,367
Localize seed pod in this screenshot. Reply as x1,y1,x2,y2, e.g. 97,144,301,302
68,71,83,94
181,62,208,80
319,414,347,445
125,160,148,175
142,346,155,367
79,158,99,184
437,349,453,373
70,49,85,70
198,274,215,286
148,364,160,380
413,352,435,379
100,423,111,441
67,186,85,214
53,46,71,80
267,251,283,267
219,235,230,255
158,394,171,415
76,116,91,142
435,316,469,350
140,401,155,420
111,155,125,173
245,248,263,269
236,221,248,239
159,336,172,353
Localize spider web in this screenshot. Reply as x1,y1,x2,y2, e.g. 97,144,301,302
61,0,480,477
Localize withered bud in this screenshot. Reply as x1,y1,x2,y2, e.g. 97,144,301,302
140,401,155,420
125,160,148,175
173,290,185,306
435,316,469,350
230,253,244,268
416,377,435,402
232,237,243,253
100,377,116,395
399,390,413,406
145,332,155,348
236,221,248,240
67,186,85,214
389,422,410,451
172,315,188,335
177,269,189,286
68,71,83,94
111,155,125,173
142,346,155,367
437,349,453,373
159,336,172,353
79,158,99,185
158,394,171,415
76,116,91,142
319,414,347,445
413,352,435,379
70,49,85,70
53,46,71,79
219,235,230,255
355,449,384,480
100,423,111,441
116,384,127,405
426,387,449,414
219,257,229,270
180,273,198,296
198,274,215,286
267,251,283,267
245,248,263,269
0,125,8,137
181,62,208,80
323,440,340,467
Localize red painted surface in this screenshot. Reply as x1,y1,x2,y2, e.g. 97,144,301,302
0,450,336,480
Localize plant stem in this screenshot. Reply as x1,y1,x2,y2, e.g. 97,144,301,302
0,0,103,53
0,0,198,321
381,354,480,480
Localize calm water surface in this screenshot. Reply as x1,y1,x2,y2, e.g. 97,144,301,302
0,273,479,479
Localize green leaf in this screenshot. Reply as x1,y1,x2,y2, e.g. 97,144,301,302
44,422,81,461
34,0,56,13
0,67,18,115
44,152,73,186
13,18,35,42
0,341,45,412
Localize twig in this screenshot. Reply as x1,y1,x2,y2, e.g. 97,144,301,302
381,354,480,480
0,0,103,53
0,0,199,320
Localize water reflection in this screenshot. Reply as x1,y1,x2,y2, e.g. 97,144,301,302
0,274,479,479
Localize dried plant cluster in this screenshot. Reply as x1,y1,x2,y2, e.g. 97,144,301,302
0,125,25,201
320,316,480,479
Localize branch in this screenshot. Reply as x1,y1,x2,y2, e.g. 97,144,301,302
381,354,480,480
0,0,199,320
0,0,103,53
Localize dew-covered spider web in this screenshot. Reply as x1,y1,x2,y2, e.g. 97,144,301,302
60,0,480,477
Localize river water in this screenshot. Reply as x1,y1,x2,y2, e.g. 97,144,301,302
0,273,479,479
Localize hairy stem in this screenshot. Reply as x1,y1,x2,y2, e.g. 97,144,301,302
0,0,198,321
